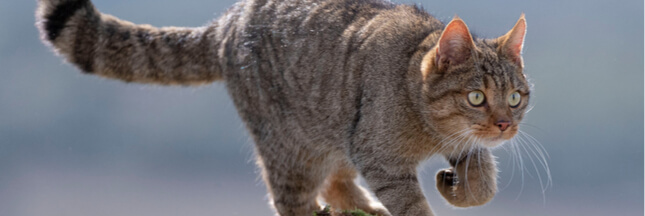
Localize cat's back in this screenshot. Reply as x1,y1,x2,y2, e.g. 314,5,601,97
222,0,442,144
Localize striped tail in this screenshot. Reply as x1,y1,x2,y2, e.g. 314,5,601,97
36,0,224,85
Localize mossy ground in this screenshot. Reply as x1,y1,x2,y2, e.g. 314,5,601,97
314,206,375,216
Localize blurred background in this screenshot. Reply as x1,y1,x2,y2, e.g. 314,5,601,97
0,0,642,215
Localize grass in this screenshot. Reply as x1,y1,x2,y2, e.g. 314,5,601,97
314,206,376,216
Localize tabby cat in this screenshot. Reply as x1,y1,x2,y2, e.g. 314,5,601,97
36,0,530,215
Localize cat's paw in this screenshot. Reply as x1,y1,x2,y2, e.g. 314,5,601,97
435,168,494,208
436,169,460,202
437,169,459,187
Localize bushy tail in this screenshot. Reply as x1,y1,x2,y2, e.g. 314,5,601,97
36,0,224,85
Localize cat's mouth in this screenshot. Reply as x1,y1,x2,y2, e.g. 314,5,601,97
470,128,517,148
479,134,507,147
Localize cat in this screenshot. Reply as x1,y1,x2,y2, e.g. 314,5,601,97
35,0,531,215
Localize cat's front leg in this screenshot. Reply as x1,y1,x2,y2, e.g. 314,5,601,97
359,163,433,216
436,148,497,207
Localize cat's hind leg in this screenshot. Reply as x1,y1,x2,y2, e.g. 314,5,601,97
320,161,390,216
255,150,328,216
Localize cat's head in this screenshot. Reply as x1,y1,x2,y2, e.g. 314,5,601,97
421,15,530,148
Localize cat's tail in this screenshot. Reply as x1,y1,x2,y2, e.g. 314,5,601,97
36,0,224,85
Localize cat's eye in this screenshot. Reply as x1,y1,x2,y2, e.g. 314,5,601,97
508,91,521,108
467,90,486,107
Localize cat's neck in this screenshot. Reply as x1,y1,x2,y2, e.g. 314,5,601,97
407,29,444,136
389,29,449,158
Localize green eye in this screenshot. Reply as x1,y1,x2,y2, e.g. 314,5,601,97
468,90,486,106
508,91,521,107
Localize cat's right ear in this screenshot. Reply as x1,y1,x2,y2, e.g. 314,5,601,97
497,14,526,68
422,17,476,75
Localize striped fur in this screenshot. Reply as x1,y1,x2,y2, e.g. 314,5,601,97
36,0,531,215
36,0,223,85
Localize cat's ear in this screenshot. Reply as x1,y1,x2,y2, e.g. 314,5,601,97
435,16,476,70
498,14,526,68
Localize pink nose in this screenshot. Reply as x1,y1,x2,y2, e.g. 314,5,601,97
496,121,510,131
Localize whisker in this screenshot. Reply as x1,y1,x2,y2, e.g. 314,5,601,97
517,123,546,134
519,130,551,159
518,131,553,192
515,136,548,205
512,138,526,200
463,135,476,202
430,129,471,155
500,138,518,191
475,140,490,204
442,131,471,157
517,136,544,182
525,103,536,114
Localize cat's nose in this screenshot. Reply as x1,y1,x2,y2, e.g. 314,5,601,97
496,121,510,131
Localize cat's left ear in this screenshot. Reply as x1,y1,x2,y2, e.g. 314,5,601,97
498,14,526,68
421,16,475,77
